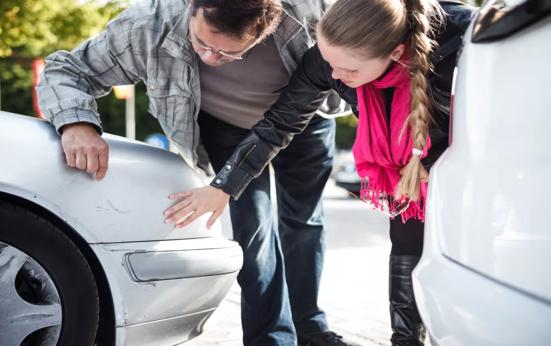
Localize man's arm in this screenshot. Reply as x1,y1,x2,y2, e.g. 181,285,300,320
38,12,143,133
37,8,145,179
211,44,333,199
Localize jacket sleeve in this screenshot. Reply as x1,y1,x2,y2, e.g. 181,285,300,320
37,11,143,134
210,45,333,199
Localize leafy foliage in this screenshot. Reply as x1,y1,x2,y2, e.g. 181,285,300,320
335,113,358,149
0,0,123,58
0,0,163,139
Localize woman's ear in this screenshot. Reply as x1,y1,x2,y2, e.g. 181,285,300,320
391,44,406,62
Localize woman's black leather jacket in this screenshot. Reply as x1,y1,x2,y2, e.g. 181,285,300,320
211,0,476,199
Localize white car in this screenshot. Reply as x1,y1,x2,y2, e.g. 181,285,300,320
0,112,243,346
332,150,361,195
413,0,551,344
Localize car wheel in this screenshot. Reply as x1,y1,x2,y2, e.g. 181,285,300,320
0,200,99,346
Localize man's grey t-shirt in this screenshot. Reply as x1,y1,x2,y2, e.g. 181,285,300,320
199,36,290,129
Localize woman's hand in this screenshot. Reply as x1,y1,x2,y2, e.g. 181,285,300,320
164,186,230,229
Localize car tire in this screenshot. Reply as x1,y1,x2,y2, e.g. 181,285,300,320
0,200,99,346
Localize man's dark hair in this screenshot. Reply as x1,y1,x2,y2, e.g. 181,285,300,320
190,0,283,40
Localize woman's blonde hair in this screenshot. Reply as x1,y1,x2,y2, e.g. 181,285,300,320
319,0,444,201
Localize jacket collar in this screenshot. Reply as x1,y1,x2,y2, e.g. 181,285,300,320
274,2,304,50
161,5,195,64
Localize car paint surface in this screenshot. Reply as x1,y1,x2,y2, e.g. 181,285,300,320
413,11,551,346
0,111,243,345
0,112,215,243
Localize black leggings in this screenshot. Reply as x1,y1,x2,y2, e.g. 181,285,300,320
389,217,424,257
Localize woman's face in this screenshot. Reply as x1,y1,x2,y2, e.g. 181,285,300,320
318,34,404,88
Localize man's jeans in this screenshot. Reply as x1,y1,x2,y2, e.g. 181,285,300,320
199,111,335,346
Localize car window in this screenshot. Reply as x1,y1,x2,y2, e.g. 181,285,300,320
472,0,551,42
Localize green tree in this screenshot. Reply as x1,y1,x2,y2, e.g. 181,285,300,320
0,0,123,58
0,0,163,139
335,114,358,149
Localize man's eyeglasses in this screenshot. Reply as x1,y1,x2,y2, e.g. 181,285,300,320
187,20,253,63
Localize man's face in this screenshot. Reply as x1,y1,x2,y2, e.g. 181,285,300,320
189,8,259,66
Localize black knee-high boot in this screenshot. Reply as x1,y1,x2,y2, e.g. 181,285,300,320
389,255,425,346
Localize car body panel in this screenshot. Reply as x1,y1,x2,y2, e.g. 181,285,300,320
0,111,217,243
0,111,243,345
413,243,551,346
414,4,551,344
126,247,242,282
415,163,551,345
117,309,213,346
91,239,240,326
419,16,551,301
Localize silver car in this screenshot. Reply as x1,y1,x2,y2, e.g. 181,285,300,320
413,0,551,344
0,111,243,346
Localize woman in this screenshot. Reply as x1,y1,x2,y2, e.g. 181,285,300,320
165,0,474,344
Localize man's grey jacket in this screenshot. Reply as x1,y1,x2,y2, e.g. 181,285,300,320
38,0,328,181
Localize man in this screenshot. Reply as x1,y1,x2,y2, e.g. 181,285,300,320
38,0,352,345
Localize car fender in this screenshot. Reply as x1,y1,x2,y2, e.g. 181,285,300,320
0,112,220,243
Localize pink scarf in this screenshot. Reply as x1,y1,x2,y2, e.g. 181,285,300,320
352,61,431,222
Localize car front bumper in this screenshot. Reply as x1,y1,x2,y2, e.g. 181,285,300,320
413,221,551,346
90,236,243,346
